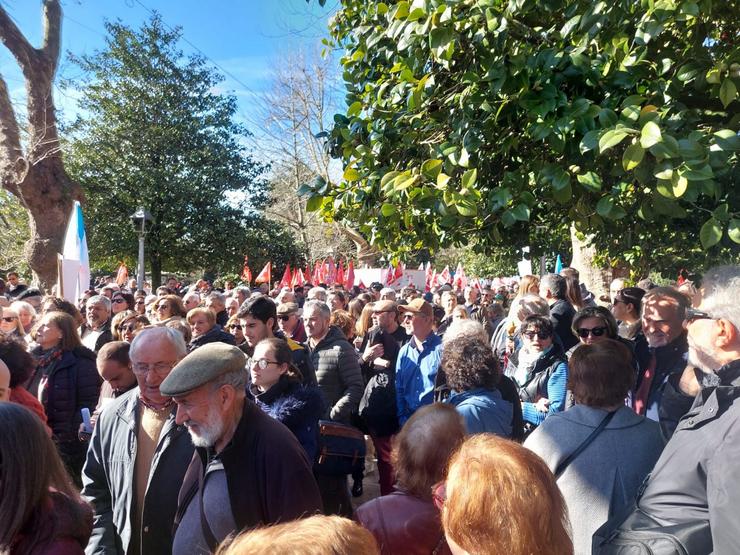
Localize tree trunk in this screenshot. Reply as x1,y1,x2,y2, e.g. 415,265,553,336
569,223,611,305
0,1,79,291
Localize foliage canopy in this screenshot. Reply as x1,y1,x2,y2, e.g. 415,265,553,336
305,0,739,274
64,16,304,282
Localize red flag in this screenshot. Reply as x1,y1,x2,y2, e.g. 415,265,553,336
394,262,404,283
241,256,252,283
279,264,291,288
291,267,305,288
116,262,128,286
312,261,321,284
325,257,336,285
336,260,345,286
427,268,436,292
305,263,311,284
438,265,451,285
453,263,467,289
345,260,355,289
255,262,272,284
357,278,366,290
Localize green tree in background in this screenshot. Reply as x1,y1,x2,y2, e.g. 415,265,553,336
306,0,739,276
64,15,295,284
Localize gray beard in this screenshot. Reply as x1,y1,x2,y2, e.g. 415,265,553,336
185,414,225,448
687,340,721,376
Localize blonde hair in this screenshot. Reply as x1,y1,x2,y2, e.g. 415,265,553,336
443,434,572,555
216,515,379,555
355,302,375,338
186,307,215,326
1,307,25,335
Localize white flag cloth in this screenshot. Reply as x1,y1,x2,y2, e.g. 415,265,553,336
59,201,90,303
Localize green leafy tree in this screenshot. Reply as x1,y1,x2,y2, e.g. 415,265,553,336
64,15,282,285
306,0,739,275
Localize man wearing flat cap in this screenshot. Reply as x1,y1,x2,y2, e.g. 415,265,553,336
395,299,442,426
164,343,322,554
277,301,307,343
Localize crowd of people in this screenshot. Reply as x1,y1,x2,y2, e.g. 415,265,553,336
0,264,738,554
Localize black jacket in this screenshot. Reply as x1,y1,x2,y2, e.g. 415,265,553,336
174,400,322,540
188,324,236,352
549,298,578,351
596,359,740,554
508,342,568,405
80,321,114,353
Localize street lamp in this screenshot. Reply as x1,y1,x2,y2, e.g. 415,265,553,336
129,207,153,291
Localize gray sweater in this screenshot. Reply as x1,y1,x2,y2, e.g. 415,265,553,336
524,405,665,555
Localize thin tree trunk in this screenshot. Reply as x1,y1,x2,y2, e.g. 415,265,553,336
569,223,610,304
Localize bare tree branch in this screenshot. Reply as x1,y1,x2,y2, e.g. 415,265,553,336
0,75,25,195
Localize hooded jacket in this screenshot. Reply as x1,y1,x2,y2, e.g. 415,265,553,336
188,324,236,352
447,387,513,437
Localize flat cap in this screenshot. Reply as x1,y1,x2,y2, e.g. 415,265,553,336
398,298,433,319
160,342,246,397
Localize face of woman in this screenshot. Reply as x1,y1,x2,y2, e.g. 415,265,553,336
228,322,245,344
36,316,64,349
522,326,553,353
190,314,212,337
0,311,19,334
156,301,173,320
328,294,344,311
17,309,33,330
576,316,609,345
250,343,286,392
120,318,139,343
111,295,128,314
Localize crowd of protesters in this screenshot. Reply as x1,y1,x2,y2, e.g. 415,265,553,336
0,264,738,554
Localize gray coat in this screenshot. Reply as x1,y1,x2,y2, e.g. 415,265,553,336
309,325,363,424
524,405,664,555
81,388,194,555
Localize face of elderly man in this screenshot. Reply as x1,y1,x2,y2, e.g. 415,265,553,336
131,331,185,408
642,295,684,348
304,305,330,341
87,300,110,329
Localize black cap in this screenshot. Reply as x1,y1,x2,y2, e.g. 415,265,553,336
369,282,383,291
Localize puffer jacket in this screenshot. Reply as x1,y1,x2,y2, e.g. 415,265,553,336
249,375,326,461
31,346,101,442
308,325,364,424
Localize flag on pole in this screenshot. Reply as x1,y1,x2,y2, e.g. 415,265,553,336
59,201,90,303
255,262,272,284
427,268,436,291
291,267,305,288
438,265,452,285
453,263,468,289
115,262,128,286
279,264,291,288
554,254,564,274
345,260,355,289
312,261,321,285
241,256,252,283
336,259,345,287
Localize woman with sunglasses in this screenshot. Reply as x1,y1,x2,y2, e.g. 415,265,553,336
506,315,568,431
110,292,135,315
356,403,465,555
226,314,246,347
0,307,26,341
153,294,187,325
247,338,325,461
111,310,150,343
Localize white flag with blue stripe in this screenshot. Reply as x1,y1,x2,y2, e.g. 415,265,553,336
59,201,90,303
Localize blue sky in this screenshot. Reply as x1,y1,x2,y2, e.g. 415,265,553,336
0,0,339,133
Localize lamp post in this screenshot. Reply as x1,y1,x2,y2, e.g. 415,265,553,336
129,207,153,291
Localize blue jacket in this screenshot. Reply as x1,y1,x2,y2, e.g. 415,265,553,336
395,333,443,425
448,387,514,437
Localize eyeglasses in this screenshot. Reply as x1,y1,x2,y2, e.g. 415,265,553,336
112,298,126,304
277,315,293,321
119,323,137,333
251,359,279,370
229,324,243,331
431,481,446,510
685,308,712,324
1,316,16,322
523,330,552,340
576,326,608,338
132,361,176,377
157,304,170,310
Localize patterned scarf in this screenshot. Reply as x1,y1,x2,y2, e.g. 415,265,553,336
35,347,63,404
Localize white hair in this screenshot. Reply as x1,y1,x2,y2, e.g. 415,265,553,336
443,320,488,346
700,265,740,331
306,287,328,302
129,326,187,361
87,295,111,312
304,300,331,320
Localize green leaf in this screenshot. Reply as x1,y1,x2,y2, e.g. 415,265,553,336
347,101,363,117
461,168,478,189
654,162,674,180
305,194,323,212
596,196,614,217
682,164,713,181
728,219,740,244
713,129,740,151
552,170,571,191
671,174,688,197
713,203,730,222
456,201,477,217
380,203,396,217
580,130,599,153
598,109,618,127
436,173,451,189
343,167,360,181
577,171,603,191
552,182,572,203
622,143,644,170
640,121,662,148
380,171,401,189
719,79,737,108
699,218,722,248
421,159,443,180
510,204,530,221
599,130,628,153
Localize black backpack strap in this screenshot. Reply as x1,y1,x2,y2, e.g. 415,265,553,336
554,410,617,478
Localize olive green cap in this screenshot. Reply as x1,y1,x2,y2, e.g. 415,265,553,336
160,342,246,397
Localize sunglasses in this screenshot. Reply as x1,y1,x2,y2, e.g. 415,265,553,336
157,304,171,310
523,330,552,340
119,323,137,333
277,315,293,321
685,308,712,324
229,324,243,331
2,316,16,322
112,298,126,304
431,481,446,510
576,326,608,338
